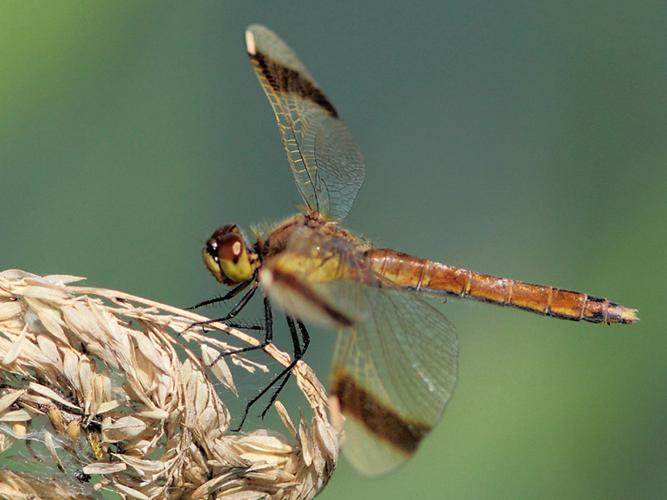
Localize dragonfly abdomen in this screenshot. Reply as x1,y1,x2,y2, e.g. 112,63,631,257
367,249,638,325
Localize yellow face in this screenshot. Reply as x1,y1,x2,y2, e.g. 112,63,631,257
203,225,257,285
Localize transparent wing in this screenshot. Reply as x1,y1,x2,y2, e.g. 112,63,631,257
245,25,365,220
330,286,458,476
259,228,459,476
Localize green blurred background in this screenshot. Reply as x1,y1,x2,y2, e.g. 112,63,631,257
1,1,665,498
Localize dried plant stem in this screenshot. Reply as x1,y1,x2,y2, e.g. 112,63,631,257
0,269,341,499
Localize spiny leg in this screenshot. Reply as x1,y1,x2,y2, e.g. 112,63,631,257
232,315,309,432
259,319,310,419
212,295,273,363
188,279,251,310
224,321,263,331
184,283,258,334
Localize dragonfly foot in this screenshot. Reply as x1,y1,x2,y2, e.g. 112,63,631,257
231,406,251,433
226,321,264,331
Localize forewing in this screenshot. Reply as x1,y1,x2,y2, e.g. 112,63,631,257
245,25,365,220
330,287,459,476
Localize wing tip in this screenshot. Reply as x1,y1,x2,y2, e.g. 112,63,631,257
245,28,257,56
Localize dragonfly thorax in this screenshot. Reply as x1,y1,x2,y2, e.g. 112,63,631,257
203,224,259,286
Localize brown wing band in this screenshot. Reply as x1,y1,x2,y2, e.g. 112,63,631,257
331,370,431,455
249,51,339,118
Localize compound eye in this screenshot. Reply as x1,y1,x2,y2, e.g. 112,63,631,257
202,225,255,285
216,233,254,284
220,234,245,264
204,239,218,260
202,237,223,283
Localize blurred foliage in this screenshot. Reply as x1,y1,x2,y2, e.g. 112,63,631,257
0,1,665,499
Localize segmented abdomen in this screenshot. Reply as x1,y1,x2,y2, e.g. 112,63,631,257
366,248,638,324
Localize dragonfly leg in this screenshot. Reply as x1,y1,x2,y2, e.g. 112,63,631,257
188,279,251,310
259,319,309,419
232,315,309,432
183,284,257,335
225,320,264,331
211,295,273,363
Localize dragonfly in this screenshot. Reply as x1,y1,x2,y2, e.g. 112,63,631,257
198,24,638,477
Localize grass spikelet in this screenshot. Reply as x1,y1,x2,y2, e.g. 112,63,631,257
0,269,341,499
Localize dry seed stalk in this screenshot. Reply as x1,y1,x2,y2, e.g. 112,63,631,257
0,269,341,499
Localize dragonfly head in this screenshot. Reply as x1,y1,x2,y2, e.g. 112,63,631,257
203,225,259,286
